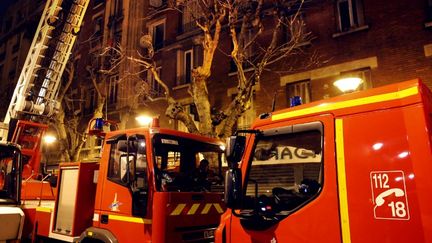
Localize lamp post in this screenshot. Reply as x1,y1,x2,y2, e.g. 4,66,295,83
135,115,153,127
43,134,57,144
42,134,56,172
333,77,363,93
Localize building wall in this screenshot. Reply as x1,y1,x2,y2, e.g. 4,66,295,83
143,0,432,128
3,0,432,136
290,0,432,103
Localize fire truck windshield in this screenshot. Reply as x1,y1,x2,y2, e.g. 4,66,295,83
153,134,225,192
240,121,323,224
0,144,21,205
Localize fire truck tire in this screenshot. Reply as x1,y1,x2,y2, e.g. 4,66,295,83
77,227,118,243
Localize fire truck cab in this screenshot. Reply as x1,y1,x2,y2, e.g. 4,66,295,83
34,124,226,243
0,143,24,241
217,79,432,243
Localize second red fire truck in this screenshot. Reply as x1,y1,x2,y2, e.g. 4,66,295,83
217,79,432,243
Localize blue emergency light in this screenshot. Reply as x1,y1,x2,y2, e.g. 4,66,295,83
290,96,302,107
94,118,104,131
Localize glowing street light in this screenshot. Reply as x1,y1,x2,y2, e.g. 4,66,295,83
43,134,57,144
333,77,363,93
135,115,153,126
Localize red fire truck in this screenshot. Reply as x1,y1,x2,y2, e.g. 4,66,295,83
217,79,432,243
33,119,226,242
0,0,90,241
0,0,226,241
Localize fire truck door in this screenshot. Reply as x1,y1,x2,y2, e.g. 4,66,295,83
228,114,341,243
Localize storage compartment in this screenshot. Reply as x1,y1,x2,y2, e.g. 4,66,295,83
53,162,98,236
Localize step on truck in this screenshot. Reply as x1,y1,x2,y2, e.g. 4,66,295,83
217,79,432,243
33,119,226,243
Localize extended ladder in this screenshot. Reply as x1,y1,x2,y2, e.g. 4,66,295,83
2,0,90,131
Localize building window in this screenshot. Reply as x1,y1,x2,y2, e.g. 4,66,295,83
176,49,194,86
184,49,193,84
337,68,371,91
94,16,103,36
336,0,365,32
86,89,96,113
229,29,255,73
286,80,311,106
426,0,432,27
12,34,20,53
108,75,119,105
148,67,164,98
90,15,103,50
148,20,165,51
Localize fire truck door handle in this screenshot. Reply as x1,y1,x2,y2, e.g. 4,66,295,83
101,214,109,224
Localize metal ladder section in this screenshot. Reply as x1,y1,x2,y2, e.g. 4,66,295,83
3,0,90,127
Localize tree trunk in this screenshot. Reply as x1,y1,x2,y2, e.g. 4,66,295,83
69,96,106,161
192,74,213,137
54,108,72,162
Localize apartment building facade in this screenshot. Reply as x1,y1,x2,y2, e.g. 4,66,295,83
1,0,432,161
136,0,432,131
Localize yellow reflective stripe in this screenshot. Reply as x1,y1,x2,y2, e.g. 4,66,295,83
335,119,351,243
273,86,419,121
36,207,52,213
170,204,186,216
108,214,152,224
201,203,212,214
187,203,200,215
213,203,224,214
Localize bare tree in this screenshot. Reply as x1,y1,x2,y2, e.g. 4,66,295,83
52,59,106,162
106,0,314,139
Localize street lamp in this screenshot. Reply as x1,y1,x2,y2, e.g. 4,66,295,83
333,77,363,93
135,115,153,127
43,134,57,144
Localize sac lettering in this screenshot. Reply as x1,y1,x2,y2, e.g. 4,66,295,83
254,146,320,164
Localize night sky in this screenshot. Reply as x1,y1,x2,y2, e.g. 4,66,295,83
0,0,16,16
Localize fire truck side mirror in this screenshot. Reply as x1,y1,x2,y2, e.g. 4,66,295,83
224,168,242,209
225,136,246,166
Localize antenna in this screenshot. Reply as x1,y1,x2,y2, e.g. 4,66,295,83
271,91,277,112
